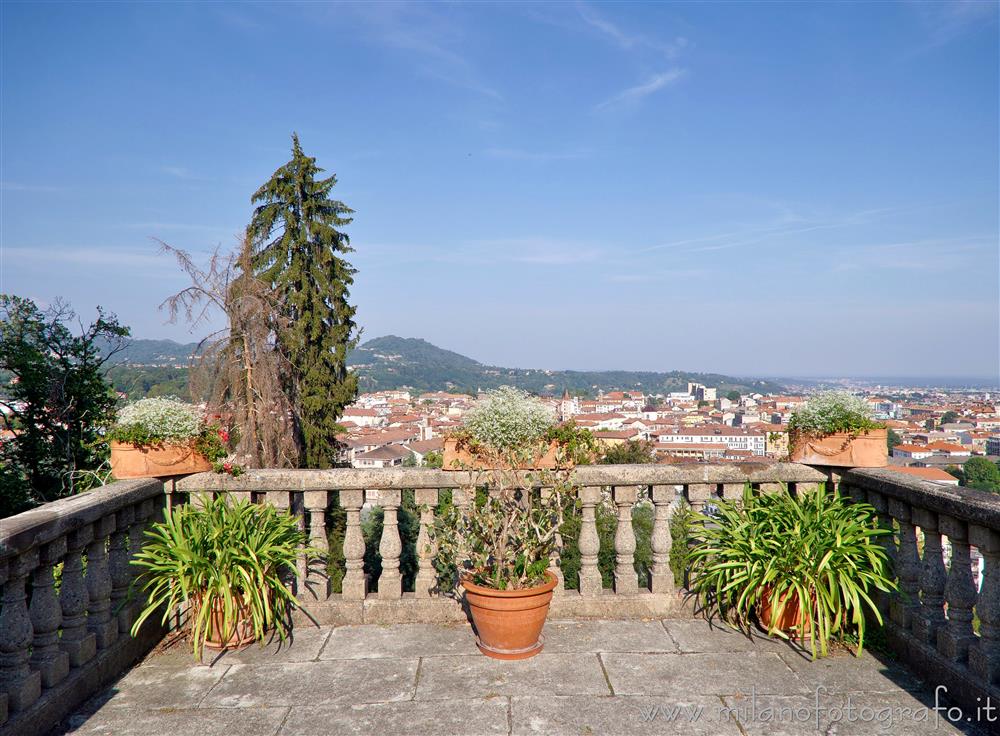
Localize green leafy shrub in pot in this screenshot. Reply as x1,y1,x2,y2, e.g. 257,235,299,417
688,484,896,659
129,495,314,658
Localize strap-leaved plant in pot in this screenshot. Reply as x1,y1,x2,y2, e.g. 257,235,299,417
430,386,595,660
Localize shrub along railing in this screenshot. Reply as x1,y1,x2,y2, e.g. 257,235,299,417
2,462,998,734
841,468,1000,715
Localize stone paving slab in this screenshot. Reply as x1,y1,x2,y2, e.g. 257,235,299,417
601,651,810,697
542,620,677,653
415,653,610,700
54,619,990,736
719,691,988,736
663,617,798,653
139,626,332,668
200,658,419,708
322,622,479,659
278,699,510,735
510,695,742,735
61,706,290,736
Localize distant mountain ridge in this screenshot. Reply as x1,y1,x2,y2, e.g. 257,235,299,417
102,334,784,396
346,335,784,395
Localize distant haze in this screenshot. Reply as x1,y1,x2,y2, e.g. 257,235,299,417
3,2,997,378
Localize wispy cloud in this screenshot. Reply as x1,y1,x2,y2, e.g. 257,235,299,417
608,269,707,283
576,2,687,58
484,147,592,163
4,246,167,268
910,0,998,50
594,68,685,111
118,222,238,234
161,166,193,179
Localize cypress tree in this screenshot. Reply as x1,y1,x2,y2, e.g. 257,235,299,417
247,134,358,468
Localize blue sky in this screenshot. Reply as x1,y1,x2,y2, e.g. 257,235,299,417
2,1,997,378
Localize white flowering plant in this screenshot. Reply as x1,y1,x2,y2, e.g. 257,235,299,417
432,387,596,590
108,397,241,474
788,391,882,438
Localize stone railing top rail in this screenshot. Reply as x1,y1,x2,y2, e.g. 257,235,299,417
845,467,1000,530
174,462,826,492
0,478,163,563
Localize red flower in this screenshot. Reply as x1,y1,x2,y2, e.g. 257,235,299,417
223,461,233,473
218,429,230,443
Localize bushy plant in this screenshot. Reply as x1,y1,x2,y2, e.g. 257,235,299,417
689,485,896,658
788,391,882,437
130,495,313,659
460,386,556,462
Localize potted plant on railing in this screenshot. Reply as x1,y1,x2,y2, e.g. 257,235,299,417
688,484,896,659
129,494,313,659
431,387,595,659
108,397,237,478
788,391,887,467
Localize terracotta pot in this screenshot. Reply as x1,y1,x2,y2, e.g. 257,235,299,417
789,429,887,468
442,437,568,471
463,571,558,660
759,585,813,639
110,440,212,479
192,591,258,652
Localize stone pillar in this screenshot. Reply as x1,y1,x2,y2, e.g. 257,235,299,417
0,550,41,712
912,509,947,645
304,491,329,601
938,515,978,663
969,525,1000,685
720,483,743,502
888,498,920,631
60,526,97,667
650,485,675,593
578,486,603,598
86,515,118,650
30,539,70,688
109,505,135,633
613,486,638,595
413,489,438,598
378,490,402,599
340,489,366,600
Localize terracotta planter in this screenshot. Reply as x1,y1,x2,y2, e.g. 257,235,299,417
442,437,568,471
463,571,558,660
192,591,258,652
789,429,887,468
110,440,212,479
759,586,807,635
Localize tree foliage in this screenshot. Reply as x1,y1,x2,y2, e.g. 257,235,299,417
961,457,1000,493
599,439,656,465
0,296,128,516
160,238,301,469
248,135,359,468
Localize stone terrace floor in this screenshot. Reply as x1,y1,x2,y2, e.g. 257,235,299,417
55,619,987,736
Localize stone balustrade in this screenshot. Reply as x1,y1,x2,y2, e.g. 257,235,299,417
0,479,166,736
841,468,1000,716
5,461,999,734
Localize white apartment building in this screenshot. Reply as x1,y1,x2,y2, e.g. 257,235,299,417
652,426,767,456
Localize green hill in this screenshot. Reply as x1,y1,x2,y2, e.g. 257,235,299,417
346,335,784,396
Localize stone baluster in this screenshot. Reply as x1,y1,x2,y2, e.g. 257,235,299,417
340,490,366,600
720,483,743,502
866,490,895,619
0,550,41,713
29,539,70,689
578,486,603,597
60,526,96,667
266,491,299,593
912,509,947,645
888,498,920,630
378,490,402,599
413,489,439,598
109,505,135,633
304,491,329,601
613,486,638,595
128,499,157,621
758,482,783,495
969,525,1000,686
86,515,118,650
937,515,978,663
650,485,675,593
687,483,713,514
541,487,564,596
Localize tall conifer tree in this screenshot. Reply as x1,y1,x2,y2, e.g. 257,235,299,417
247,135,358,467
